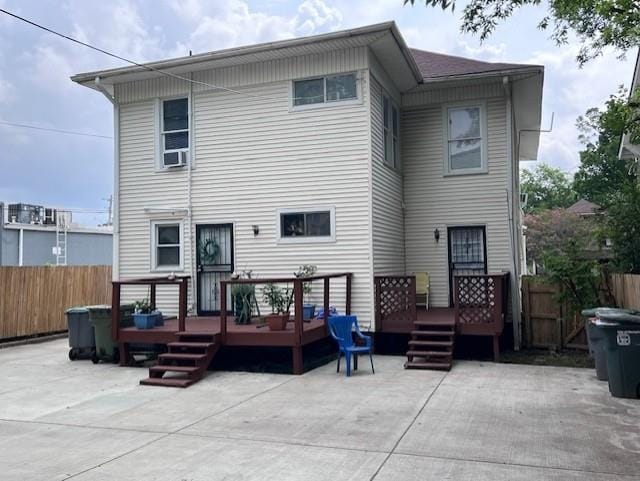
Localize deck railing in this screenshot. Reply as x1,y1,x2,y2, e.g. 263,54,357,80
220,273,352,373
374,275,417,331
111,276,190,341
453,273,509,335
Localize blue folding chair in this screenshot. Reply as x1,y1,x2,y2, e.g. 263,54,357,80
328,315,374,377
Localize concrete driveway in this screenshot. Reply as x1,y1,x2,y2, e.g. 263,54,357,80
0,339,638,480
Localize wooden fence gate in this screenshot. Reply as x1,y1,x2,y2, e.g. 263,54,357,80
521,276,587,350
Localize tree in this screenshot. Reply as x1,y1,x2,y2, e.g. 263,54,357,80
607,182,640,274
573,88,638,207
405,0,640,65
520,163,576,213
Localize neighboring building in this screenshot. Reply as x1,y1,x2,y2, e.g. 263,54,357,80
72,22,543,346
619,50,640,161
566,198,601,217
0,202,112,266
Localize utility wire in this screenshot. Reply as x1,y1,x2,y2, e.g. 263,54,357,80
0,8,313,102
0,120,112,139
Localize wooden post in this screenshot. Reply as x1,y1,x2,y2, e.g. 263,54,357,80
220,281,227,343
345,273,352,315
409,275,417,321
178,278,187,332
294,278,303,345
111,282,120,342
150,284,156,311
374,276,380,331
323,277,330,335
292,346,303,375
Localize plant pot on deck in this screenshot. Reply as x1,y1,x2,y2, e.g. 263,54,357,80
265,312,289,331
133,311,161,330
303,304,316,320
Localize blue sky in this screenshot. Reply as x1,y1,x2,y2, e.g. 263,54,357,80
0,0,636,225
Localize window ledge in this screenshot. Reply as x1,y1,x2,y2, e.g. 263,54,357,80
290,98,362,113
277,236,336,245
443,169,489,178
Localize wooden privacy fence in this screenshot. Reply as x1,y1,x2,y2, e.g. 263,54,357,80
521,276,587,350
611,274,640,310
0,266,112,340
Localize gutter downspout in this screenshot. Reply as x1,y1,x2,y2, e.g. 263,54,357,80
95,77,119,282
188,74,196,314
504,76,522,350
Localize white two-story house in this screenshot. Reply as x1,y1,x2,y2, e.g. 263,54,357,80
73,21,543,350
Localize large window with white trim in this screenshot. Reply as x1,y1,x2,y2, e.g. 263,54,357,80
160,98,189,168
293,73,357,107
445,104,486,174
151,221,183,270
382,94,400,169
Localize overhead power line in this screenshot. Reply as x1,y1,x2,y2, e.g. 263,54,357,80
0,8,311,102
0,120,112,139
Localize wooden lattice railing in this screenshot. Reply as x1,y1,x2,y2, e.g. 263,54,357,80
374,275,417,330
454,273,509,336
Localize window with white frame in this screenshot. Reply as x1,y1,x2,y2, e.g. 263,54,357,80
160,98,189,168
278,208,335,241
293,73,357,107
445,104,486,173
152,221,182,270
382,94,400,168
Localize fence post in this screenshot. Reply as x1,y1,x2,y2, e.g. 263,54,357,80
220,281,227,343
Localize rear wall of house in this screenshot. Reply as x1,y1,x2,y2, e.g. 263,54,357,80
401,82,513,307
114,47,375,326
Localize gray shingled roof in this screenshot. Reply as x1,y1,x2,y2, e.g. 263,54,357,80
410,48,537,79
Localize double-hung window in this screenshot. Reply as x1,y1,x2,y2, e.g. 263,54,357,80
160,98,189,168
152,221,182,270
445,104,486,174
382,94,400,168
293,73,357,107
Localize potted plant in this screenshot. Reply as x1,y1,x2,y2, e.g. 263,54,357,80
231,270,257,325
261,284,290,331
295,265,318,320
132,299,162,329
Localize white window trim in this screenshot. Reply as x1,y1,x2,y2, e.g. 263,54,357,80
442,101,488,176
276,207,336,244
154,96,191,171
289,72,362,112
382,92,400,171
150,219,184,272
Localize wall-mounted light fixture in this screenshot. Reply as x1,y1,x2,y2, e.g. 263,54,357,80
252,225,259,236
434,228,440,243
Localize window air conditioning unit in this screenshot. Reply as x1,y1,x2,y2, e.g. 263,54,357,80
163,150,188,168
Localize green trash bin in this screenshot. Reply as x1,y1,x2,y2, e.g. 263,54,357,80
595,309,640,399
65,307,95,361
87,305,119,364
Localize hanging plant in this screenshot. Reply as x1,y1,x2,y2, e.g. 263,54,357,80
198,238,219,265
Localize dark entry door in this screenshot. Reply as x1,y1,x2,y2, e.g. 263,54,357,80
196,224,234,315
448,226,487,305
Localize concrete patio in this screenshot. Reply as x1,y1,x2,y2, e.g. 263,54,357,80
0,339,638,480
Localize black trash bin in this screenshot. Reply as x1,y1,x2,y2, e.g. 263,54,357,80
595,309,640,399
65,307,95,360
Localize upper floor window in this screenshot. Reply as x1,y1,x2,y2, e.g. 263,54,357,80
383,94,400,169
160,98,189,168
293,73,357,107
445,104,487,174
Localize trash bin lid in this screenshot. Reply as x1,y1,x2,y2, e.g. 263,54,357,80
65,307,89,314
581,307,640,317
85,304,112,311
595,309,640,324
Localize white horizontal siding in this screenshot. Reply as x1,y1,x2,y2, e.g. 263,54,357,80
370,75,405,275
402,97,512,307
115,47,368,104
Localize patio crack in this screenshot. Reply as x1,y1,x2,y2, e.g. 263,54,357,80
369,370,448,481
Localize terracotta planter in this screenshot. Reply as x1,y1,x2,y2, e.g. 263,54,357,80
265,312,289,331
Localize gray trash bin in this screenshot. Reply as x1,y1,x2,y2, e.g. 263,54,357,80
66,307,95,360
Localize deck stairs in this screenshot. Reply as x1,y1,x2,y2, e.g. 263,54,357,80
140,332,219,388
404,316,455,371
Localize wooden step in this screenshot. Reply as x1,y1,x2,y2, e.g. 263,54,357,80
404,360,452,371
406,350,452,357
167,342,214,350
415,319,455,327
158,352,207,362
408,340,453,347
411,330,454,337
176,331,216,338
149,364,200,374
140,377,194,388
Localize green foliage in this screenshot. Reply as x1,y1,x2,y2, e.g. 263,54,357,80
134,298,153,314
607,182,640,274
573,88,638,206
520,163,576,213
261,284,292,314
294,264,318,298
231,270,256,324
405,0,640,65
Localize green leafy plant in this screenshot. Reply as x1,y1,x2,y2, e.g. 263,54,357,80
262,284,287,314
134,298,153,314
294,264,318,303
231,270,257,324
